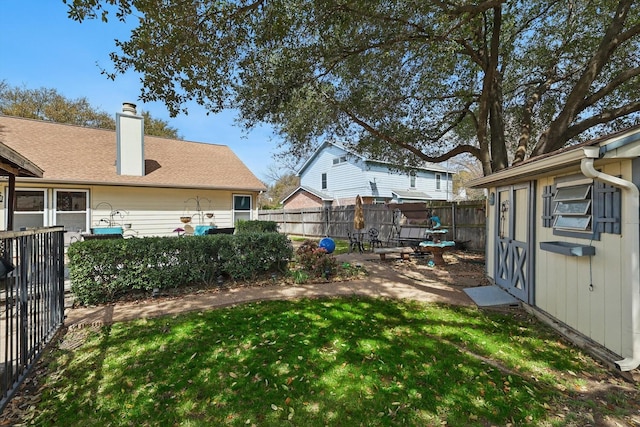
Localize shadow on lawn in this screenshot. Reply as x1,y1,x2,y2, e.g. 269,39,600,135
29,297,639,426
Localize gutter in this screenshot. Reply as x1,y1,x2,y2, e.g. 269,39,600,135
581,146,640,371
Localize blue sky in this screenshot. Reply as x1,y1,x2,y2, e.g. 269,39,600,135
0,0,281,183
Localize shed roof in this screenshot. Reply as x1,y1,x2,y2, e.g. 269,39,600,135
0,115,266,191
469,125,640,188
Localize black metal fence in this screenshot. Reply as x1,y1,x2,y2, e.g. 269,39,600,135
0,227,65,412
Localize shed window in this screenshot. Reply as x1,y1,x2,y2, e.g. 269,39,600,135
542,180,621,239
552,184,592,231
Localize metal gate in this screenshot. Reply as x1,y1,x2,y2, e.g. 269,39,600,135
0,227,65,412
494,184,534,303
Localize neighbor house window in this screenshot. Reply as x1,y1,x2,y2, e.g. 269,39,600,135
14,189,46,230
321,173,327,190
332,155,347,165
435,173,441,191
233,195,252,224
55,190,88,232
410,170,416,188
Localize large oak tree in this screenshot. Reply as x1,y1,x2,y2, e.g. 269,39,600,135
65,0,640,175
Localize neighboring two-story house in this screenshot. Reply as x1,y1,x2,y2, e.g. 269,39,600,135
282,141,454,208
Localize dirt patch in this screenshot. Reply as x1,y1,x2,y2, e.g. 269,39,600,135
380,250,492,288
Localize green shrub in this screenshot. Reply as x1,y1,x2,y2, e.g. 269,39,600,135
235,220,279,233
68,233,293,305
294,239,338,279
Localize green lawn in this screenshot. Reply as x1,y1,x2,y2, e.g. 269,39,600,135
29,297,639,426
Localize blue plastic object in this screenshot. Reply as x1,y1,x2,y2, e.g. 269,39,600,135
318,237,336,254
92,227,123,235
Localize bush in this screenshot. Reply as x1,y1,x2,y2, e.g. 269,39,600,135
294,240,338,279
68,233,293,305
235,220,279,233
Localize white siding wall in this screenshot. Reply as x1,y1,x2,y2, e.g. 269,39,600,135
300,145,370,199
1,183,255,238
300,145,452,201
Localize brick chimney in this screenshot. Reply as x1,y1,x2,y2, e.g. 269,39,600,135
116,102,145,176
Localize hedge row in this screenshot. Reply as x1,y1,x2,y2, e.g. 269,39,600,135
68,232,293,305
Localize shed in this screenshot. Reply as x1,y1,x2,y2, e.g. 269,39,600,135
469,125,640,372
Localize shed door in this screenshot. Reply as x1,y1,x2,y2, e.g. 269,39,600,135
495,183,533,303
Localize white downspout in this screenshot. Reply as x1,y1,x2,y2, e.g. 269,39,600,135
581,146,640,371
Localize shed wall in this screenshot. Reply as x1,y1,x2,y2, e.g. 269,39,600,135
486,160,632,357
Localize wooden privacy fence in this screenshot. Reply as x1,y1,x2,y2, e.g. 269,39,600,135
258,201,486,251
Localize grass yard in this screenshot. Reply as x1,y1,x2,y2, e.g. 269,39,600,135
18,297,640,426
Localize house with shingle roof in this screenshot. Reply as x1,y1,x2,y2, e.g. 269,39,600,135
282,140,454,208
0,103,266,243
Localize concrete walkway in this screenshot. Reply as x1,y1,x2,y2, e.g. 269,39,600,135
64,251,474,328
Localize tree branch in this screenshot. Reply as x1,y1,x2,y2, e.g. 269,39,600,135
579,67,640,111
564,101,640,140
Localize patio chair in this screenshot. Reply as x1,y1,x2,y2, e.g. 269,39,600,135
368,227,383,250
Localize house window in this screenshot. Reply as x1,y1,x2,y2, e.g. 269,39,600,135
14,189,46,230
233,195,252,224
55,190,88,232
321,173,327,190
332,156,347,165
410,170,416,188
435,173,441,191
552,184,592,231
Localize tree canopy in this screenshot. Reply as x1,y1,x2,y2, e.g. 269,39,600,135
0,82,181,139
65,0,640,175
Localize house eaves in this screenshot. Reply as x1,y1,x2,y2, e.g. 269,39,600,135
0,142,43,177
391,189,432,200
297,140,453,175
14,176,266,192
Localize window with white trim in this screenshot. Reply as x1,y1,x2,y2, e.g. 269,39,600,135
14,189,46,230
233,195,252,224
55,190,88,232
332,155,347,165
410,170,416,188
321,173,327,190
435,173,441,191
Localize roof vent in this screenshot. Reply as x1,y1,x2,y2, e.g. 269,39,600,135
122,102,137,115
